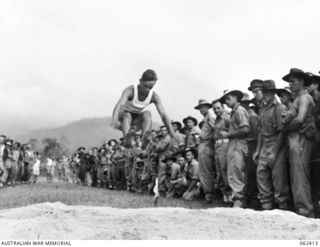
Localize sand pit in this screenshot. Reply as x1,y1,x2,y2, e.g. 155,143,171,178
0,202,319,240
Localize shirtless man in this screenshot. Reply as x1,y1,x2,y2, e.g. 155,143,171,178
111,69,175,148
282,68,317,218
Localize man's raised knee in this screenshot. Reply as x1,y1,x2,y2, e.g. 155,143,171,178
142,111,152,120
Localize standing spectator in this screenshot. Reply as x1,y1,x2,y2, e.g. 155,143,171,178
46,155,54,183
282,68,316,218
3,140,14,186
12,142,21,185
155,126,171,195
56,158,64,182
194,99,216,202
307,72,320,218
0,135,6,187
241,93,260,208
183,116,200,148
248,79,264,113
78,147,87,185
212,100,231,203
218,90,250,208
31,152,41,183
253,80,290,210
23,144,34,183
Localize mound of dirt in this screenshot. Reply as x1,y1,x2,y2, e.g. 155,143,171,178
0,202,319,240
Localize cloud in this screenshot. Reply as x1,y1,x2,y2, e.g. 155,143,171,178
0,0,319,135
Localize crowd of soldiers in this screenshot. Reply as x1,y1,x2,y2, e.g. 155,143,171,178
0,137,41,187
66,68,320,219
0,68,319,219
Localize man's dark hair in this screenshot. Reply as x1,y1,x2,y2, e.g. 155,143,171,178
141,69,157,82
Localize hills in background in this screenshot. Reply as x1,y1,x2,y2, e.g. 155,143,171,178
16,116,160,153
16,117,121,153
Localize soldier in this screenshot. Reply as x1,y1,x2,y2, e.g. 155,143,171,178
31,152,41,183
111,142,126,190
253,80,290,210
155,126,171,195
194,99,216,202
77,147,87,185
276,87,294,109
218,90,250,208
212,100,231,203
106,140,117,189
3,139,14,186
282,68,316,218
183,116,200,148
162,155,181,198
241,93,260,208
171,121,185,150
130,133,143,192
139,130,157,194
182,148,201,201
46,155,54,183
306,72,320,217
248,79,264,113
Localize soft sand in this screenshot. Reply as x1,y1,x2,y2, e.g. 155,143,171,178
0,202,319,240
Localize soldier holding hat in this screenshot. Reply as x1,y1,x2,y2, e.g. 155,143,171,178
253,80,290,210
282,68,316,218
218,89,250,208
194,99,216,202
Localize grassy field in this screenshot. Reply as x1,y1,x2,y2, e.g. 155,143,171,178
0,177,226,210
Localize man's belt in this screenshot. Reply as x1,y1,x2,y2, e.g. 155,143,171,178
215,139,229,144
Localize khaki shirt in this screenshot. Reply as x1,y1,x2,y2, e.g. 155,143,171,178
184,127,200,148
185,159,200,183
259,99,286,138
214,111,230,140
247,109,260,142
200,112,215,142
229,103,249,143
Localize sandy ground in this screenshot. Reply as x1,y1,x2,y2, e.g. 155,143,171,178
0,202,320,240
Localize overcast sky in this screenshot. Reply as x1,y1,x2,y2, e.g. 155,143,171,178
0,0,319,135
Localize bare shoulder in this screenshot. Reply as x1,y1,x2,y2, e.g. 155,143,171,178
297,93,314,105
151,91,160,104
122,85,134,99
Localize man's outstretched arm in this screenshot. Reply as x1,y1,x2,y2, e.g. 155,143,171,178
111,86,132,129
153,92,175,138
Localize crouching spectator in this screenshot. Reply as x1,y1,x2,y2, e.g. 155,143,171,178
171,148,200,201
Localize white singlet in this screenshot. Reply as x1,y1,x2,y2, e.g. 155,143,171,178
122,85,154,114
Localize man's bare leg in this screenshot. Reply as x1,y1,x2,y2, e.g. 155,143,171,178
121,112,135,147
141,111,152,149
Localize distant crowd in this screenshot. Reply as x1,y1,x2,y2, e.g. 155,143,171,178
1,68,320,219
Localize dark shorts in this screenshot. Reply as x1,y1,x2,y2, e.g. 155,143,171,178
119,110,144,131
